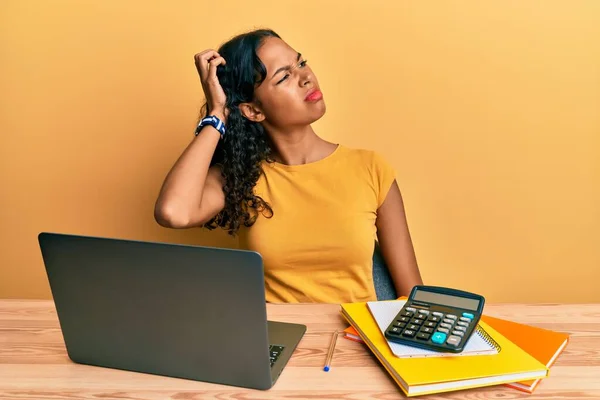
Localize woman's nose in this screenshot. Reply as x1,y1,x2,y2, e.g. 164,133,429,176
300,71,312,86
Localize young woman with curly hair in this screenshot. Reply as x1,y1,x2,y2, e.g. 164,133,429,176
154,28,423,303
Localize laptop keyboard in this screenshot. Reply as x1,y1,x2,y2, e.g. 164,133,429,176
269,345,285,367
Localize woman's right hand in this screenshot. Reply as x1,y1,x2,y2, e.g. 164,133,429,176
194,50,228,120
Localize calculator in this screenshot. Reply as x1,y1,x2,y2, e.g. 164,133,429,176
384,285,485,353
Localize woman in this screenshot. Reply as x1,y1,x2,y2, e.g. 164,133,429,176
154,28,423,303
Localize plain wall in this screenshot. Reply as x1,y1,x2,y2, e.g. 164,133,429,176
1,0,599,302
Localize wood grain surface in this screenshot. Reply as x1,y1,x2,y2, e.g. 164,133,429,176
0,300,598,399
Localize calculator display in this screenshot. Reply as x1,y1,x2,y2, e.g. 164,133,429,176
413,290,480,311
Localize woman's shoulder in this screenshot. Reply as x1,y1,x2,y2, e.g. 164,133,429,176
338,144,391,166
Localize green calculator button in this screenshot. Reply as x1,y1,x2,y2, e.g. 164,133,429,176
431,332,447,344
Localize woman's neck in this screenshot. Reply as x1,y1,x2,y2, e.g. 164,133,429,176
267,125,335,166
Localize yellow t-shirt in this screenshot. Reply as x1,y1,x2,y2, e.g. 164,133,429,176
238,144,396,303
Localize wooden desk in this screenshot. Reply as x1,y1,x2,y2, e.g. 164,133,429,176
0,300,598,399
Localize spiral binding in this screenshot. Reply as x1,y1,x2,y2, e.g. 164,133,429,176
476,324,502,353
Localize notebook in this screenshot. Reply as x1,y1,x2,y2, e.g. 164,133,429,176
367,300,499,358
481,314,569,393
340,301,548,397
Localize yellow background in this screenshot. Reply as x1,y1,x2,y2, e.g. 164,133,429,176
1,1,598,302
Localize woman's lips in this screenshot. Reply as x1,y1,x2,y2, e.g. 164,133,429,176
305,89,323,102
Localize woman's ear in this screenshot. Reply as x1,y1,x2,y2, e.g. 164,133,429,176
238,102,266,122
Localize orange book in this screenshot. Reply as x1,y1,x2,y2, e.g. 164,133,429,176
343,325,362,342
480,315,570,393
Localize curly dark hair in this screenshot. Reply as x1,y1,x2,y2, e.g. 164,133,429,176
200,29,280,236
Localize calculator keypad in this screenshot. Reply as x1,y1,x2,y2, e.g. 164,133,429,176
386,306,478,352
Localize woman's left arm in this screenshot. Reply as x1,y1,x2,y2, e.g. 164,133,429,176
375,180,424,297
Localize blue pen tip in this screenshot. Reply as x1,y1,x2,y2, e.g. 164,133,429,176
324,366,330,372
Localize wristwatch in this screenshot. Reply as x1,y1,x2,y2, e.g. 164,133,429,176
194,115,226,138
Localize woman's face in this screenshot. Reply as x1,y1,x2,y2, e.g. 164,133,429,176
249,37,326,129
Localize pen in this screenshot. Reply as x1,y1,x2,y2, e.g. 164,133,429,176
323,329,339,372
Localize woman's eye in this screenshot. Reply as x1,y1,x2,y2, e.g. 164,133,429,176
276,60,308,84
277,74,290,85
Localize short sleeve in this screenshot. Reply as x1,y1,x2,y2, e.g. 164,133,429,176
371,151,396,208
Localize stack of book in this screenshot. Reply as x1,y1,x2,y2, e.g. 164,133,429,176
341,299,569,397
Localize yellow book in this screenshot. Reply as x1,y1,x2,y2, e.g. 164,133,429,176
341,301,548,397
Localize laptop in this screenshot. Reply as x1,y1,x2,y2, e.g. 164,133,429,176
37,232,306,390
